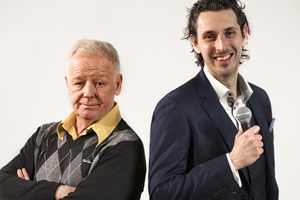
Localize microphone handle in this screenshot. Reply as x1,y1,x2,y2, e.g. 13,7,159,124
241,121,251,132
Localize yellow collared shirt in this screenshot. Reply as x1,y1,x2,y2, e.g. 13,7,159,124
57,103,121,147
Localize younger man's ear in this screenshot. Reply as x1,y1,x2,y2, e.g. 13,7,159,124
242,24,249,47
190,35,201,54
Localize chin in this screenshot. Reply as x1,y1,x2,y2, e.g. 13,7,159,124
79,112,101,121
219,65,238,75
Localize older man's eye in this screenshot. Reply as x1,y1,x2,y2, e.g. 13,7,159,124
74,82,83,86
97,82,104,87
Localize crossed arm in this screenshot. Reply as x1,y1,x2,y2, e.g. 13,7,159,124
17,168,75,200
0,131,146,200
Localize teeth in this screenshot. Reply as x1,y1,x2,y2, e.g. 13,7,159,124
216,54,231,61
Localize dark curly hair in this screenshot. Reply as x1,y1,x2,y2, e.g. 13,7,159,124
183,0,251,67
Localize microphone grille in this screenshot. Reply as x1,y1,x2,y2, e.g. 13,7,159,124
236,107,252,123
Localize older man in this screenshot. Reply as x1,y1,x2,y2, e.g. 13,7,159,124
0,39,146,200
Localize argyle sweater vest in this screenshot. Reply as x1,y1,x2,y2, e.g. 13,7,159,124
33,119,139,187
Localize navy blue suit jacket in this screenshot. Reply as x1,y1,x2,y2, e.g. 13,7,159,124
149,69,278,200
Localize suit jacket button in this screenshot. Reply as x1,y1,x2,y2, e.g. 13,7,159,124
241,193,248,200
212,192,218,197
253,190,258,196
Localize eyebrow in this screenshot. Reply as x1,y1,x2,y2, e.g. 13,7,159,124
224,26,239,31
201,26,239,36
201,30,214,38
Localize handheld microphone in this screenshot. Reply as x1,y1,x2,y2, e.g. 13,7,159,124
236,107,252,132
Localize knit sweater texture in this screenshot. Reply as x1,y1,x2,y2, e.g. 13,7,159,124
0,119,146,200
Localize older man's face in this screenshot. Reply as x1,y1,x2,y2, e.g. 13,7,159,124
65,52,122,124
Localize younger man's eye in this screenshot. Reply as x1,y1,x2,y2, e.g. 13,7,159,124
226,31,235,37
205,35,214,39
203,34,215,41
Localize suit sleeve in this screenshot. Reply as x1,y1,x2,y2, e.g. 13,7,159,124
149,96,240,199
62,140,146,200
0,128,62,200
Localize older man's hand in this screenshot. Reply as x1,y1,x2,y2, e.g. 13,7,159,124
17,168,30,180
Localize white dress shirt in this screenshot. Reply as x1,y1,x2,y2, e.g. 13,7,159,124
203,67,253,187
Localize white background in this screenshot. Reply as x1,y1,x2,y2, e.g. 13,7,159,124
0,0,299,199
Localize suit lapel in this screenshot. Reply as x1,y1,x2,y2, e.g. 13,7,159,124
247,97,270,141
247,94,273,167
196,69,252,186
196,69,238,151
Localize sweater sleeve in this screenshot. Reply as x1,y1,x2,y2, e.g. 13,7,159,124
0,128,62,200
61,140,146,200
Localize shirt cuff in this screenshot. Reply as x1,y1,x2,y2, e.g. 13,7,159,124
226,153,242,187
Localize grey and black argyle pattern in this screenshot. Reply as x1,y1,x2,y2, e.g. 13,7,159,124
33,119,139,187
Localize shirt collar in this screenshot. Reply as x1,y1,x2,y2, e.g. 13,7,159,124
203,66,253,103
57,103,121,147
